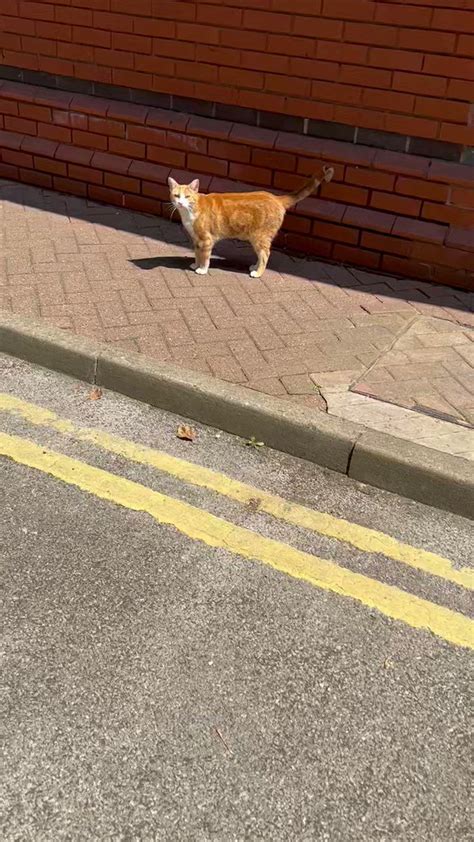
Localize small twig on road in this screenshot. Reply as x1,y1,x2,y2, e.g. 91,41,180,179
213,726,233,755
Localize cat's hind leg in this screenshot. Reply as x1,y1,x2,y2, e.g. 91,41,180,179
249,236,271,278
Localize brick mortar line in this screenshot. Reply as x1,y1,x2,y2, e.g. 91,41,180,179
0,310,472,520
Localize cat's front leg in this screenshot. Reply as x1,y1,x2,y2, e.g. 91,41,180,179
193,236,213,275
190,241,199,270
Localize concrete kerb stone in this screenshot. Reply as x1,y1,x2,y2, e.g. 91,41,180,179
0,311,472,519
0,312,99,382
350,432,474,521
96,346,357,474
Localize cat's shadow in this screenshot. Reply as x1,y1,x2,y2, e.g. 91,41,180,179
130,256,193,270
130,254,245,272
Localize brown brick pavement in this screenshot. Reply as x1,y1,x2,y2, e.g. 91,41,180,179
1,179,473,460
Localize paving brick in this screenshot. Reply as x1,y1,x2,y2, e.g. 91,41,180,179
96,300,129,327
280,374,318,395
208,355,246,383
246,377,287,397
245,324,285,351
135,337,169,358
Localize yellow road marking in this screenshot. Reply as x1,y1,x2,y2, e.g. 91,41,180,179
1,431,473,650
1,392,472,591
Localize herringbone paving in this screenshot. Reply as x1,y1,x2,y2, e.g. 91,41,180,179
1,179,473,460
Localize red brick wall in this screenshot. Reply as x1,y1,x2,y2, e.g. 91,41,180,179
1,81,473,289
1,2,473,288
1,0,473,147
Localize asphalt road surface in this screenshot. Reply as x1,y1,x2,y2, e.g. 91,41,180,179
1,352,473,841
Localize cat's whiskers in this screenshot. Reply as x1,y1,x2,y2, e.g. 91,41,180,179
165,202,178,220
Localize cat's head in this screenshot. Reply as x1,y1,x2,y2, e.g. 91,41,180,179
168,177,200,210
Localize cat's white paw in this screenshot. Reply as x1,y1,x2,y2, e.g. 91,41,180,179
195,267,208,275
249,263,257,272
190,261,198,270
250,270,261,278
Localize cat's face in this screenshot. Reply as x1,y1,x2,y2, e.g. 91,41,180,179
168,177,200,211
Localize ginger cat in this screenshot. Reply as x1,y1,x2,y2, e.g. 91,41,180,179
168,164,334,278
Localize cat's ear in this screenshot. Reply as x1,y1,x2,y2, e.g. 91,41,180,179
189,178,200,192
168,176,178,190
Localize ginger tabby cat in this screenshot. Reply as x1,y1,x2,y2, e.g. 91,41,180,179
168,164,334,278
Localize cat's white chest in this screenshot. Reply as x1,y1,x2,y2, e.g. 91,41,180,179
179,206,196,239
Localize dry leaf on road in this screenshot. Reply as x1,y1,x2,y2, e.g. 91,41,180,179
88,387,103,401
177,424,197,441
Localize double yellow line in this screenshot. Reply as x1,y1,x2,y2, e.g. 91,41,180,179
1,394,473,650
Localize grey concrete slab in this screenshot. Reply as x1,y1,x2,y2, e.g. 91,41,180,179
350,430,474,520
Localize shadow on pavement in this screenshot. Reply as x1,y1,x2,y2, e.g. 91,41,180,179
130,253,238,272
1,178,472,318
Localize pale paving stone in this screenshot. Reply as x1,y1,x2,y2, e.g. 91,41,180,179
309,369,361,391
325,392,474,461
456,344,474,366
280,374,318,395
406,347,464,364
418,331,471,348
410,316,466,333
378,350,411,365
359,366,395,384
417,432,474,457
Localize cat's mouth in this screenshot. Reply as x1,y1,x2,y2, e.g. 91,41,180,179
170,196,194,213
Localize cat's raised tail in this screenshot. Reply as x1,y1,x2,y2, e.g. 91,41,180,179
279,164,335,210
